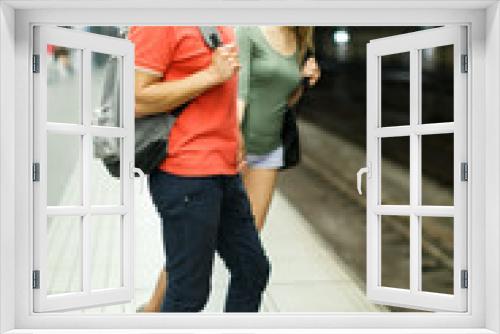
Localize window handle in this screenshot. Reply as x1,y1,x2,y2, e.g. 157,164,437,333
130,163,146,193
357,163,371,195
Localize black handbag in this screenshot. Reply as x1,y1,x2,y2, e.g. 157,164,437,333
280,105,301,170
280,48,315,171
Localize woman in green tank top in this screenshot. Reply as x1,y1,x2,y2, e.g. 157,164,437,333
237,26,321,231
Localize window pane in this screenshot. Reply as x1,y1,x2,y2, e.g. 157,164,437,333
381,137,410,205
47,133,82,206
421,134,454,206
91,53,121,128
421,217,454,294
421,45,454,124
381,52,410,127
47,45,82,124
47,216,82,294
92,137,122,205
91,215,122,290
381,215,410,289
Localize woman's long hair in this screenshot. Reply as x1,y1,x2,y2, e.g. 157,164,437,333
294,26,314,63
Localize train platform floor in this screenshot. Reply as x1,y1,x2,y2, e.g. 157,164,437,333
53,159,384,314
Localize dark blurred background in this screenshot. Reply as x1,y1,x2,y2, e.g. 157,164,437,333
299,26,453,188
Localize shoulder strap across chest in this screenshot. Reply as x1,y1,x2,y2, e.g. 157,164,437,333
198,26,223,49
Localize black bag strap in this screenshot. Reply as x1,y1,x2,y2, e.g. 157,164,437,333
198,26,223,49
170,27,222,118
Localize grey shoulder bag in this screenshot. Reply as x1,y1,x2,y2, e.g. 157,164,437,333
93,26,223,177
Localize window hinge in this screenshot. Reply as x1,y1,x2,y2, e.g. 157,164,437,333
461,269,468,289
32,270,40,289
461,162,468,182
33,163,40,182
461,54,468,73
32,55,40,73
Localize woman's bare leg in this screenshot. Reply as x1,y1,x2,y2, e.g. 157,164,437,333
140,270,167,312
242,168,279,231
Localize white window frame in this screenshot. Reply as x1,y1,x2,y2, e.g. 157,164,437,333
366,26,468,312
32,26,135,312
0,1,499,333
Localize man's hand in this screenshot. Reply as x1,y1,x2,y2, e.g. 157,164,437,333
206,44,241,85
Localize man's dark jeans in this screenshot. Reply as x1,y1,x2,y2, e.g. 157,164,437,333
149,169,271,312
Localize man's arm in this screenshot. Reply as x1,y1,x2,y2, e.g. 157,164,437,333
135,44,240,118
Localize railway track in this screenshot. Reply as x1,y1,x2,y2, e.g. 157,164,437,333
277,120,454,305
300,152,453,271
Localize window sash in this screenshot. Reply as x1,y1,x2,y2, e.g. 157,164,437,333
32,26,135,313
366,26,468,312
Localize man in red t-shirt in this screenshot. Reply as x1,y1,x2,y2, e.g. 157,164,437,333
129,26,270,312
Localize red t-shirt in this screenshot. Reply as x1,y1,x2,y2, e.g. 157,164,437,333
128,26,238,176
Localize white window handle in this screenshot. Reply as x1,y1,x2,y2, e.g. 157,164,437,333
130,163,146,193
357,165,370,195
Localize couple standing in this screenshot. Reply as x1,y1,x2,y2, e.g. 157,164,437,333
129,25,320,312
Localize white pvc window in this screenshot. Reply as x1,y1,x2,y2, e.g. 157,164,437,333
32,26,135,312
364,26,468,312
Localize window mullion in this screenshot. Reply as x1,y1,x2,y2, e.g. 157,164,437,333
82,48,92,295
45,123,127,138
409,49,421,293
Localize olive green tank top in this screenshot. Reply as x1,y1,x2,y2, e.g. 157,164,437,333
237,26,302,155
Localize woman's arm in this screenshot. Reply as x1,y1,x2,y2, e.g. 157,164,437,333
236,27,252,126
237,99,246,125
287,85,305,108
135,45,240,118
287,57,321,107
235,27,254,170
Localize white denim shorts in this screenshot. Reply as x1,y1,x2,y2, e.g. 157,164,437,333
246,145,284,169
